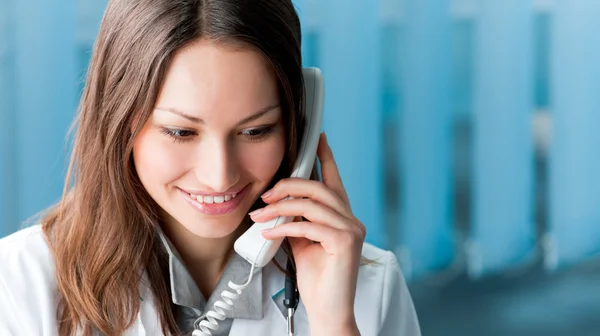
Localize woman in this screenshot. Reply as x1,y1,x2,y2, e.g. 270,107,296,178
0,0,421,335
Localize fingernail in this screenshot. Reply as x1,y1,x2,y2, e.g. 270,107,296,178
261,228,271,233
261,189,273,198
249,208,264,216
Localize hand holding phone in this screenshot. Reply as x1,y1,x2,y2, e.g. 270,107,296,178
196,68,368,336
233,67,325,268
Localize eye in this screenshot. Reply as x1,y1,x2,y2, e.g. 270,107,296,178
240,125,276,142
160,128,197,143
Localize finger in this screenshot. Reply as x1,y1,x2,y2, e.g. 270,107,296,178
317,133,350,206
261,177,351,219
261,221,360,255
250,198,353,232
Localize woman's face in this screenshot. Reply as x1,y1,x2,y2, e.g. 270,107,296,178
133,39,286,238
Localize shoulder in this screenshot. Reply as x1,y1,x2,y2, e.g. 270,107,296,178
0,225,59,335
354,242,421,336
356,242,405,292
0,224,55,276
0,223,50,254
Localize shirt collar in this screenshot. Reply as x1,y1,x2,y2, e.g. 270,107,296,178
156,227,263,320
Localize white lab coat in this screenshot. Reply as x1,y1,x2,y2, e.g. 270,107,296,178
0,225,421,336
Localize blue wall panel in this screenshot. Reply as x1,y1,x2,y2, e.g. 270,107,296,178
292,0,319,68
318,0,385,248
548,0,600,268
12,0,78,228
470,1,535,276
398,0,454,278
0,0,16,237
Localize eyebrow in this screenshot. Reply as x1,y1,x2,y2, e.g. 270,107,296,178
154,104,280,126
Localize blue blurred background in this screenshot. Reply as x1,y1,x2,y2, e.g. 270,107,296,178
1,0,600,334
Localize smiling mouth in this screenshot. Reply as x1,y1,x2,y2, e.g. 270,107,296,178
177,184,250,206
177,185,251,216
185,191,238,204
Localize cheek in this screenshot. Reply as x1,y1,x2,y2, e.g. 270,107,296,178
133,129,191,186
239,139,286,180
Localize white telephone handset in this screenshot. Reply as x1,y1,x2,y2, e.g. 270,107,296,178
194,67,325,336
234,67,325,268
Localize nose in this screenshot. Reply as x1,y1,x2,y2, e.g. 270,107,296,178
194,137,240,193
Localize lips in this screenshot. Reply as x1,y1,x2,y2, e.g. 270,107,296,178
178,185,250,216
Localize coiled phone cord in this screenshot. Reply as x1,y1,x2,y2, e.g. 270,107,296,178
192,262,257,336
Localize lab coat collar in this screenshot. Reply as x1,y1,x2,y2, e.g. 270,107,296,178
229,248,310,336
155,227,263,320
135,246,310,336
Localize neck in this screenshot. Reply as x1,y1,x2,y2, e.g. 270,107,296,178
161,217,250,298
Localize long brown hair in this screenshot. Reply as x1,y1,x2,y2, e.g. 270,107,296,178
41,0,304,334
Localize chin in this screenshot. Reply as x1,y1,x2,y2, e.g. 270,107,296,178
179,213,248,239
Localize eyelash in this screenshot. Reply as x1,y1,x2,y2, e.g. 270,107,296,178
240,125,276,142
159,125,276,143
159,128,197,143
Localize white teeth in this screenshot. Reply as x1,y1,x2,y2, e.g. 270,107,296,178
191,192,238,204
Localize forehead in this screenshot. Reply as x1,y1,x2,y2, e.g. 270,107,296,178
155,39,280,123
